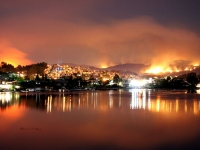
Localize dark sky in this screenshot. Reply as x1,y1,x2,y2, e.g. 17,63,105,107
0,0,200,68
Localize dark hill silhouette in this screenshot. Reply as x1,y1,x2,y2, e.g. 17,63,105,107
103,63,150,74
54,63,150,74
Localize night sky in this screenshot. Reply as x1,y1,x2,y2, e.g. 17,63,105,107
0,0,200,68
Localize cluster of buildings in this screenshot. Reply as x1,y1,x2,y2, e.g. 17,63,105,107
44,64,142,87
0,63,149,91
1,63,200,91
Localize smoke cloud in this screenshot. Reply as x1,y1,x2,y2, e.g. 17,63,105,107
1,1,200,70
0,39,33,66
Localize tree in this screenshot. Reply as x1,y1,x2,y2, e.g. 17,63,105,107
35,62,48,75
16,65,24,72
24,62,48,80
186,72,199,86
113,74,121,85
0,62,15,72
9,73,24,82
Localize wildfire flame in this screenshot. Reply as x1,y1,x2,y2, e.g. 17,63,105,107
101,64,108,68
145,63,199,74
0,39,33,66
145,66,174,74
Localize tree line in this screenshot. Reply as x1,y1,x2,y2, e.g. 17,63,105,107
0,61,47,80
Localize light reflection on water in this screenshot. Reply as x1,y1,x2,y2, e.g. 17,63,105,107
129,89,200,114
1,90,200,115
45,89,200,115
0,92,20,109
1,90,200,149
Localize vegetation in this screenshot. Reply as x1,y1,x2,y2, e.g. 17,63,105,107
0,61,47,80
145,73,199,93
0,62,15,72
0,61,200,92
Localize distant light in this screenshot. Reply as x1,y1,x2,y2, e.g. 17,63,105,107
197,89,200,94
184,68,189,71
101,65,107,68
196,83,200,88
129,79,148,87
146,67,163,74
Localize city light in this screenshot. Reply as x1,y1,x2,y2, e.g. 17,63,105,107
129,79,149,87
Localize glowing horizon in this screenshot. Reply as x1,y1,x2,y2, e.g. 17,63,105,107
145,62,199,74
0,40,33,67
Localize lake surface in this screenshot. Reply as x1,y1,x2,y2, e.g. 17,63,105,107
1,89,200,150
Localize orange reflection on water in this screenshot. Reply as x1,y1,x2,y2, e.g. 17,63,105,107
0,92,24,130
0,104,24,119
0,104,26,131
47,95,52,113
2,91,199,115
1,91,200,149
44,90,200,115
193,101,199,115
129,89,200,114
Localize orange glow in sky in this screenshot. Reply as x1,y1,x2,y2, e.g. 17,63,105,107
145,63,199,74
0,0,200,68
101,64,108,68
193,63,199,67
145,64,183,74
146,66,164,74
0,40,33,66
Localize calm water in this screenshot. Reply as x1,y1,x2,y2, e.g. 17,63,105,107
1,89,200,150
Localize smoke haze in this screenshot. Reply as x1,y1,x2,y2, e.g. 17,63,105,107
1,0,200,71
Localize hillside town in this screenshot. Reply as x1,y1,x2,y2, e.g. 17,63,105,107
0,62,200,92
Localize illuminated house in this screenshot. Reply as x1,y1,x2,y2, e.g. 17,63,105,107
0,72,15,90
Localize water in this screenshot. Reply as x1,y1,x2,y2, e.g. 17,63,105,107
1,89,200,150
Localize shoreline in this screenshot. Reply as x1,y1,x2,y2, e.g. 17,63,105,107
1,88,192,96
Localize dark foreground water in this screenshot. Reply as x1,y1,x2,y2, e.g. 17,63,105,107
1,89,200,150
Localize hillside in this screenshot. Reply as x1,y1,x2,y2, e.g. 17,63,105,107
103,63,150,74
